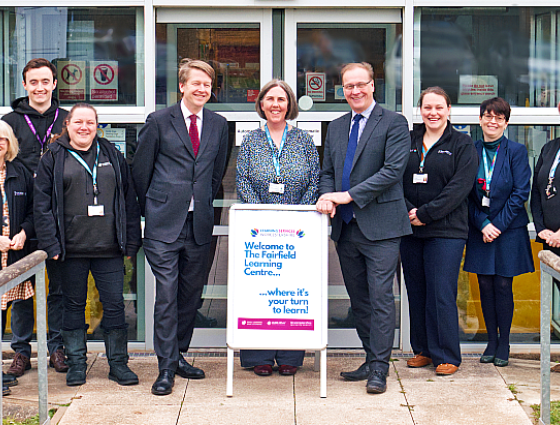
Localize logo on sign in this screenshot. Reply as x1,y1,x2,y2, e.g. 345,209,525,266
251,229,259,237
250,228,305,238
93,64,115,85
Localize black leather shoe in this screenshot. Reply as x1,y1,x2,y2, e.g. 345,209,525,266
151,370,175,396
2,372,18,387
340,362,370,381
176,357,205,379
366,370,387,394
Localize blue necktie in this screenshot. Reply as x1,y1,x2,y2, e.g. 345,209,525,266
339,114,363,224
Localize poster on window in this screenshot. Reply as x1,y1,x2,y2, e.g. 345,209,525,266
227,205,328,350
458,75,498,104
57,61,86,101
89,61,118,101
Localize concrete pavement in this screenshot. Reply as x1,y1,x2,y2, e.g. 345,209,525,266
3,352,553,424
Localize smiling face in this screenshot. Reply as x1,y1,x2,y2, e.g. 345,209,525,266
179,68,212,114
420,93,451,133
479,111,508,142
342,67,374,114
260,86,289,125
0,137,9,161
67,107,98,151
23,67,57,112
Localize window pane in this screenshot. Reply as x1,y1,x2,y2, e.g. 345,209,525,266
297,24,402,112
156,24,260,111
0,7,143,107
417,7,560,107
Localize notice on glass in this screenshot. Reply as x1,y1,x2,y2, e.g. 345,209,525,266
458,75,498,104
306,72,326,102
90,61,118,101
58,61,86,101
228,206,327,350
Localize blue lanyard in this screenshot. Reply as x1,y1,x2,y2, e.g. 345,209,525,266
482,146,499,192
264,124,288,181
67,141,100,203
549,148,560,181
419,142,434,172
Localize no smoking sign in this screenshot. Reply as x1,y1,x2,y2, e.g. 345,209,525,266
305,72,326,102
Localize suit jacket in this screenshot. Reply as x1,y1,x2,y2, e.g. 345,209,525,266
319,103,412,242
132,102,229,245
468,137,531,233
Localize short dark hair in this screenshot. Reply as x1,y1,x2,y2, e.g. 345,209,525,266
480,97,511,122
418,86,451,107
255,79,299,121
22,58,57,83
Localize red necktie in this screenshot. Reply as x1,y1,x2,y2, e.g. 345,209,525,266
189,115,200,157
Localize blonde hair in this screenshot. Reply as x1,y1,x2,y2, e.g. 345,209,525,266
0,120,20,162
178,59,215,85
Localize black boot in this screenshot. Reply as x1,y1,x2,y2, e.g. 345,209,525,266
103,328,139,386
61,329,88,387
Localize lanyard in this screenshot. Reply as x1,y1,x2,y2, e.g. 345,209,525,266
482,146,499,192
419,142,435,172
548,147,560,181
264,124,288,181
67,141,100,204
24,109,59,151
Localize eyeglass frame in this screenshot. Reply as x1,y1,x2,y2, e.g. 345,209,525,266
481,113,507,123
342,80,373,91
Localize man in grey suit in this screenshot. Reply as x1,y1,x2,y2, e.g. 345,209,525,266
316,62,411,394
132,59,229,395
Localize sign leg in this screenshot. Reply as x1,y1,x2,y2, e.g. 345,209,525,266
320,349,327,398
314,350,320,372
227,347,234,397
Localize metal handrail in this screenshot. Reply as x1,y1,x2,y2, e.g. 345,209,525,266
0,250,49,425
539,250,560,425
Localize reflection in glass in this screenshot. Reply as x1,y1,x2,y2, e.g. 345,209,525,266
0,7,143,106
417,7,560,107
156,24,260,110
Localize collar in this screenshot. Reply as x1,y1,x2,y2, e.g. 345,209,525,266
352,100,376,121
180,100,203,122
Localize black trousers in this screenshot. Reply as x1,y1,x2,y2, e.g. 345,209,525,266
144,213,212,371
336,221,400,375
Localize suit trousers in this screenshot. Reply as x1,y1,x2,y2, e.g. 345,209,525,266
400,235,464,367
144,213,212,371
336,220,400,375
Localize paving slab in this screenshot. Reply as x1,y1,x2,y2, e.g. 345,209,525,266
395,358,532,425
178,357,295,425
295,357,414,425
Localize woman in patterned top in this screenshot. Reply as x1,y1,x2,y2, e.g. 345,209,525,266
236,79,320,376
0,120,35,396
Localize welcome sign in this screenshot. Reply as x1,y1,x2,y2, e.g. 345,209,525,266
227,204,328,351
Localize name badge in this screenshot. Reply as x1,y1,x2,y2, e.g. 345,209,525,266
88,205,105,216
482,196,491,207
413,174,428,184
269,182,285,194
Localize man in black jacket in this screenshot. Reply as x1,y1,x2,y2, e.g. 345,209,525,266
2,58,68,376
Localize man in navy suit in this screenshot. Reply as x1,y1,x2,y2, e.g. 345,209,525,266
317,62,411,394
132,59,229,395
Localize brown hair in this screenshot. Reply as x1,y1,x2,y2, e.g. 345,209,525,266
0,120,20,162
480,97,511,122
340,62,374,82
255,79,299,121
22,58,57,83
178,59,215,85
418,86,451,107
51,103,98,143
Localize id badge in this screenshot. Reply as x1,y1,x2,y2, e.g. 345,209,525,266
482,196,491,207
88,205,105,216
269,182,285,194
413,173,428,184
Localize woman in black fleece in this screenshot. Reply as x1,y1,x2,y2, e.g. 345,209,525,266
400,87,478,376
34,103,141,387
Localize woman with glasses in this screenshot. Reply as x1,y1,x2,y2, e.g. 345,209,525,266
464,97,534,367
401,87,478,376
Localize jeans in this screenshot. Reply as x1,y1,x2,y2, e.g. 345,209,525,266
57,257,127,331
9,297,34,358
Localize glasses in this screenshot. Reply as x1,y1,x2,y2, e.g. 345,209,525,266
342,80,372,91
481,114,506,123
